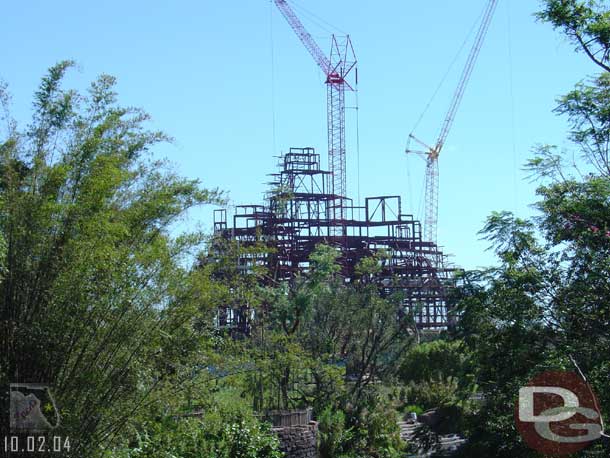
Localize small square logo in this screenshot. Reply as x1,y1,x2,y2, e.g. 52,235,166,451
9,383,60,432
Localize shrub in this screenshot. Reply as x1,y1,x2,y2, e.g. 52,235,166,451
103,414,282,458
318,406,352,458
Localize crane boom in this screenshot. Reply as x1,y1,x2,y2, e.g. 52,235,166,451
434,0,498,155
408,0,498,245
273,0,331,75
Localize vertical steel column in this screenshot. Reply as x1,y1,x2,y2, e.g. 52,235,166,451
327,80,346,220
423,156,439,245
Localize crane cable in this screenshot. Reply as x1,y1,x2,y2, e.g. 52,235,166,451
356,81,361,208
405,4,486,218
287,0,347,36
507,0,519,212
406,5,486,149
270,0,277,156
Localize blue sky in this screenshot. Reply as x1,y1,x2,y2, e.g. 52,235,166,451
1,1,599,269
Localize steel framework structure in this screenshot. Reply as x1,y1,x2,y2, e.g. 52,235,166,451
212,148,452,333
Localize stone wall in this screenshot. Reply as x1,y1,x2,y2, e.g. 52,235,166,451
272,421,318,458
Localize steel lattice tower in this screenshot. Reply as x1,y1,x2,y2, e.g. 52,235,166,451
273,1,356,226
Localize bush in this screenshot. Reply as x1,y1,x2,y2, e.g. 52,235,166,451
402,404,423,416
398,340,468,384
318,406,352,458
402,376,461,411
103,414,282,458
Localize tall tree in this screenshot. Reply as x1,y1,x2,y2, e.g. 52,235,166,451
0,62,222,456
450,2,610,456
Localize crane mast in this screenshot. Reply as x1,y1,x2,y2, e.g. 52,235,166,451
408,0,498,245
273,0,356,225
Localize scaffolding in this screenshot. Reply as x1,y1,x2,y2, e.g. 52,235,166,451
213,147,452,331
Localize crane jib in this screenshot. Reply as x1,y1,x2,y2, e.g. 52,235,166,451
406,0,498,245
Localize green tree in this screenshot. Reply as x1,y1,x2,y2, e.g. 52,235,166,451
398,339,469,385
0,62,223,456
261,245,408,457
450,2,610,455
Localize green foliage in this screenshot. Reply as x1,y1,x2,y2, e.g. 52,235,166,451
308,243,342,281
402,405,423,416
556,73,610,175
537,0,610,176
399,339,469,385
346,389,404,458
442,4,610,455
453,155,610,457
245,244,416,413
397,338,476,431
229,244,413,457
537,0,610,72
105,415,282,458
402,376,462,412
317,390,403,458
0,62,223,456
318,407,352,458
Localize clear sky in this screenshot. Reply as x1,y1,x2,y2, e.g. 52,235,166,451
1,1,600,269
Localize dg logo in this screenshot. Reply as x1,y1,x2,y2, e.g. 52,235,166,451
515,371,603,455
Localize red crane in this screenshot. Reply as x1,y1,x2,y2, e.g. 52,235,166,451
273,0,357,223
407,0,498,245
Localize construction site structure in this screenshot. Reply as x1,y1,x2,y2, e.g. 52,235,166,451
209,1,459,334
273,0,356,224
212,147,452,333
